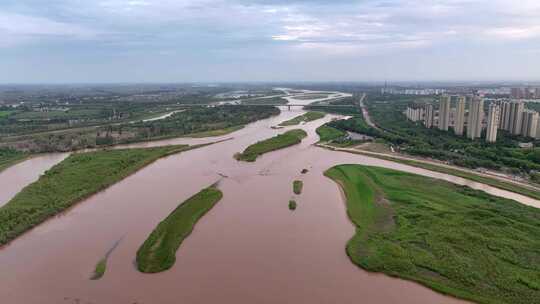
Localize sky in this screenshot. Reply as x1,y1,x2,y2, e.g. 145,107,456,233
1,0,540,83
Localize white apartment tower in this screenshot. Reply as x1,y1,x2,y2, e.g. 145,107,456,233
454,96,466,135
438,95,451,131
424,104,434,128
521,110,539,138
467,97,484,140
499,101,512,131
509,101,525,135
486,103,500,143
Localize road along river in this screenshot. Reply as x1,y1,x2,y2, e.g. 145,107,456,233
0,95,537,304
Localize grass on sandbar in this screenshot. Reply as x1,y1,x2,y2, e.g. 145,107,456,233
316,124,346,142
136,186,223,273
325,164,540,304
293,180,303,195
279,111,325,126
91,259,107,280
235,129,307,162
0,144,194,246
289,200,297,210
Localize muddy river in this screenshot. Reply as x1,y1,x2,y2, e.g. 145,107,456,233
1,95,538,304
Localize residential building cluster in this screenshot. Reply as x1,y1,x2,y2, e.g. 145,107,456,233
510,87,540,100
382,87,446,95
405,96,540,143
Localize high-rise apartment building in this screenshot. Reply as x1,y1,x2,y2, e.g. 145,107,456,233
499,101,512,131
521,110,539,138
424,104,434,128
438,95,451,131
467,97,484,140
486,103,499,143
405,106,424,122
508,101,525,135
454,96,466,135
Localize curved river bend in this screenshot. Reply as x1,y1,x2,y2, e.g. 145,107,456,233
1,95,537,304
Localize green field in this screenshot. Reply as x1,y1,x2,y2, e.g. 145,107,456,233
333,147,540,201
279,111,325,126
316,124,346,142
136,186,223,273
325,164,540,304
0,144,197,245
0,110,13,118
0,148,28,173
235,129,307,162
293,180,303,194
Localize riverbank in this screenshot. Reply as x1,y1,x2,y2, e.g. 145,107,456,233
136,186,223,273
325,164,540,304
319,143,540,201
235,129,307,162
0,149,29,173
279,111,325,126
0,144,202,246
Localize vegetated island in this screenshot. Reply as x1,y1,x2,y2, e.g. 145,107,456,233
90,237,123,280
325,164,540,304
293,180,303,195
278,111,325,126
136,186,223,273
316,124,346,142
235,129,307,162
0,144,200,246
0,148,29,173
322,143,540,201
288,200,297,210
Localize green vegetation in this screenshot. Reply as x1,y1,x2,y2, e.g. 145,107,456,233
235,129,307,162
91,259,107,280
136,186,223,273
293,94,330,100
0,148,28,172
2,105,279,153
325,164,540,304
364,94,540,177
279,111,325,126
289,200,297,210
242,97,288,105
293,180,303,195
183,125,244,138
316,125,346,142
332,146,540,200
0,144,197,245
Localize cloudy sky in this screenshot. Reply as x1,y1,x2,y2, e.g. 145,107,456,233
1,0,540,83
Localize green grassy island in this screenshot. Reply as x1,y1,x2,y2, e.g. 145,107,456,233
325,164,540,304
91,258,107,280
289,200,297,210
235,129,307,162
293,180,303,195
136,186,223,273
316,124,346,142
0,144,196,245
279,111,325,126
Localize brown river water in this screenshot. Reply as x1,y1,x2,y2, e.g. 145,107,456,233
1,103,538,304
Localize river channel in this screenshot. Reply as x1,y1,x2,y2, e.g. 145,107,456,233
1,93,536,303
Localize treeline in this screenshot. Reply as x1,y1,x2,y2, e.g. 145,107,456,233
361,95,540,175
118,105,279,142
2,105,279,153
